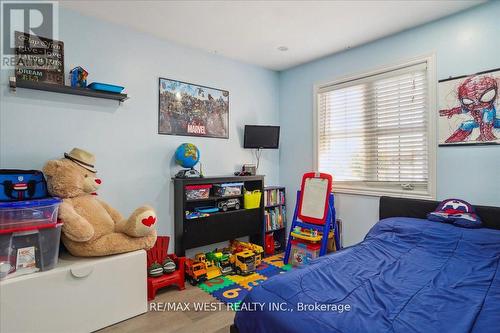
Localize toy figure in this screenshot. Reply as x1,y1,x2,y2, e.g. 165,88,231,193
69,66,88,88
440,75,499,143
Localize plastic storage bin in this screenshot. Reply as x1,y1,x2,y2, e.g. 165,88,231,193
213,183,244,197
185,185,212,201
290,239,321,267
244,190,262,209
0,197,62,231
87,82,125,93
0,222,62,279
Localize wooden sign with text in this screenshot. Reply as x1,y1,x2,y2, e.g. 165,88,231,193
15,31,64,85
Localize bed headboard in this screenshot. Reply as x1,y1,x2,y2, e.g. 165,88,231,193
379,196,500,230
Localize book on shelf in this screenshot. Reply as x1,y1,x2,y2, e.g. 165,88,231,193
265,205,286,232
264,188,285,207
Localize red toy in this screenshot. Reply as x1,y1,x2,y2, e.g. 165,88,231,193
146,236,185,301
265,233,275,255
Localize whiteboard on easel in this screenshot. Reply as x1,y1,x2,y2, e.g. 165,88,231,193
300,177,330,220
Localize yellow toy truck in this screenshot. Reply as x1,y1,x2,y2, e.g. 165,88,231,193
230,240,264,266
231,250,257,275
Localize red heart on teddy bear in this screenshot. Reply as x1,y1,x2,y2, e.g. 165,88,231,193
141,216,156,227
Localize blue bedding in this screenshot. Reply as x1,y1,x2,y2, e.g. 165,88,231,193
235,217,500,333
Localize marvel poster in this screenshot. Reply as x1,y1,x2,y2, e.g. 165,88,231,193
158,78,229,138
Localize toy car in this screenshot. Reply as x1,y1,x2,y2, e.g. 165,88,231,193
218,198,240,211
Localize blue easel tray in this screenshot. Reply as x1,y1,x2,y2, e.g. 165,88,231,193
87,82,124,94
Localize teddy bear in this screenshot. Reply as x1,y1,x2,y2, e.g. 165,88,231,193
43,148,157,257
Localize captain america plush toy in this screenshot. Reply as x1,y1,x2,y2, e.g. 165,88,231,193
427,198,482,228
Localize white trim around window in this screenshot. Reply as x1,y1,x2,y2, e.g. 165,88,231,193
313,54,437,200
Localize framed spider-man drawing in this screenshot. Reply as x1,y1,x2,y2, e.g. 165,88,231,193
438,68,500,146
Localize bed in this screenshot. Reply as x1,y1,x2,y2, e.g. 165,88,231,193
232,196,500,333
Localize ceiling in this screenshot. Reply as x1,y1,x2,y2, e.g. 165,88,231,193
60,0,483,71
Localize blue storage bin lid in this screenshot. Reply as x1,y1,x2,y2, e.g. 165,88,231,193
216,183,244,187
0,197,62,208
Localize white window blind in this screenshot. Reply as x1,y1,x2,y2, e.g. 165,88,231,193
317,61,433,197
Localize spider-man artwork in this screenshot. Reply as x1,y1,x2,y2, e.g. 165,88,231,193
438,69,500,145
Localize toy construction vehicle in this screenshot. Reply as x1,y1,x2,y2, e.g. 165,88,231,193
229,240,264,266
230,250,257,276
218,253,234,275
185,258,207,286
195,253,221,280
206,250,234,275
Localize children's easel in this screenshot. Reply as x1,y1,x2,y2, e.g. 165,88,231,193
284,172,338,264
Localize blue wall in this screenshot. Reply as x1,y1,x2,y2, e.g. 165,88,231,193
0,9,280,252
279,1,500,246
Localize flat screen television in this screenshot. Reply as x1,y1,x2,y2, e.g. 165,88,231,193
244,125,280,149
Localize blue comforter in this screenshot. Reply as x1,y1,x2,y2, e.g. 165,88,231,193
235,217,500,333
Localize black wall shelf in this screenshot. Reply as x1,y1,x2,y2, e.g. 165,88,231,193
173,175,265,256
9,77,128,103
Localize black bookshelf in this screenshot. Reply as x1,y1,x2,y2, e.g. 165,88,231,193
263,186,287,255
173,175,264,256
9,77,128,103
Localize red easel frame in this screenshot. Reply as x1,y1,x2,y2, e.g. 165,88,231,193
297,172,332,225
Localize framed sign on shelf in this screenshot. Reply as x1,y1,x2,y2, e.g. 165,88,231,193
15,31,65,85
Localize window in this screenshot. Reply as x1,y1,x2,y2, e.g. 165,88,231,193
314,57,436,198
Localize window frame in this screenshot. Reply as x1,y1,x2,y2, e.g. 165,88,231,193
313,54,437,200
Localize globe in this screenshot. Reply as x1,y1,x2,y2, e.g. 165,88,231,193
175,143,200,168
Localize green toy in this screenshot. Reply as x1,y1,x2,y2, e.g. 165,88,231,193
206,250,234,275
